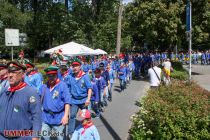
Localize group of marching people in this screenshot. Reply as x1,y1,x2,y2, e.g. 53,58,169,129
0,50,137,140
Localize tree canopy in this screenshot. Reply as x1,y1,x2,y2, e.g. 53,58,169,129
0,0,210,57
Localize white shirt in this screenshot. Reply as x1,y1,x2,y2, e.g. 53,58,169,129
162,61,171,70
148,66,161,86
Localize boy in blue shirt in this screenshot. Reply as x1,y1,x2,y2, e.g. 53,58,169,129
71,109,100,140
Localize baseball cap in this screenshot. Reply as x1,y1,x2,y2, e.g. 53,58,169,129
77,109,91,121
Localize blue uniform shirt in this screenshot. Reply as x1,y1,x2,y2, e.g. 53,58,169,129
108,69,115,84
0,85,42,137
101,70,110,86
68,73,92,105
91,81,99,102
118,67,126,80
24,71,43,92
91,62,98,72
39,81,71,125
95,77,106,94
0,79,9,96
82,64,91,73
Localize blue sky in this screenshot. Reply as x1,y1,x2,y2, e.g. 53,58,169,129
123,0,133,4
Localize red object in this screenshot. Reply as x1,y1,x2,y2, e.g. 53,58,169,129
62,71,68,77
8,82,27,93
10,63,22,69
58,49,62,53
26,64,34,68
76,70,85,78
0,66,6,69
28,71,37,76
119,53,125,59
81,121,94,135
72,62,81,66
46,70,57,75
79,109,91,120
19,51,24,57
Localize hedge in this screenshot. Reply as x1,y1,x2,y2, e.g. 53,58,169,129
130,81,210,140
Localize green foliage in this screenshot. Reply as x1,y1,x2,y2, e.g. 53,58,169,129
170,61,188,80
0,1,31,55
124,0,210,51
130,81,210,139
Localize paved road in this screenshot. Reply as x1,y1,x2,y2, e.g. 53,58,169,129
184,65,210,91
92,79,149,140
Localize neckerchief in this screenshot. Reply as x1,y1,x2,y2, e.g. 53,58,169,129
28,70,37,77
8,82,27,93
81,121,94,135
75,70,85,80
48,78,60,91
95,75,101,79
62,71,68,78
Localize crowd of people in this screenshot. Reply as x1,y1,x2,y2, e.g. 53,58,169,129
0,49,208,140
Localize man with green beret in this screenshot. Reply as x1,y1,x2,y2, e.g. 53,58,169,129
39,65,70,140
0,61,42,140
67,58,92,138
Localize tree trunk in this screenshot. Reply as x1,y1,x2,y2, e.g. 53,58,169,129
116,0,122,55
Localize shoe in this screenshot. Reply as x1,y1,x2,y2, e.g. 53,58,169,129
95,113,100,118
104,101,108,107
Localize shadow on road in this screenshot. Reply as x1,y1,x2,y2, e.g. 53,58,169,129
100,114,122,140
192,72,201,75
114,85,121,88
114,88,121,93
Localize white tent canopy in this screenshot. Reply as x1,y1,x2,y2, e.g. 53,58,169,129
44,41,95,56
94,49,107,55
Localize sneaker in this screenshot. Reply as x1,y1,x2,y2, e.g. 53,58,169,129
95,113,100,118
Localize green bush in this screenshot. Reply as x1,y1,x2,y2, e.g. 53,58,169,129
171,61,184,71
171,69,188,80
130,81,210,140
170,61,188,80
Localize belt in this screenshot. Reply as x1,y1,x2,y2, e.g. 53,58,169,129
71,95,87,100
43,109,64,115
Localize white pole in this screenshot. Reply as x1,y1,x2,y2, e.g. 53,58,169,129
189,32,192,80
189,1,192,81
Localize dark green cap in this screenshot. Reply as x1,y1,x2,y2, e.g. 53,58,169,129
71,58,81,65
44,65,59,74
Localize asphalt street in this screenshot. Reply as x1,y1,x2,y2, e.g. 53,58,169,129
93,79,149,140
184,64,210,91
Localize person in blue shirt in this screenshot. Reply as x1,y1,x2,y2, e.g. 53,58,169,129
24,61,43,92
71,109,100,140
94,68,107,112
39,65,70,140
106,63,115,101
0,63,9,96
91,59,98,72
68,58,92,138
82,61,91,73
117,63,127,92
205,51,209,65
58,64,70,82
99,63,110,106
201,51,206,65
128,59,135,82
0,61,41,140
88,71,100,118
125,63,131,84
